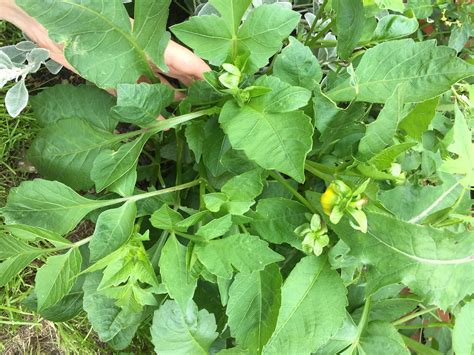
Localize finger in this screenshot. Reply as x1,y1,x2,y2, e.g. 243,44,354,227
162,40,211,84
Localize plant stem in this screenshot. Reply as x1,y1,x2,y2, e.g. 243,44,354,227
150,231,169,270
304,0,330,45
120,180,202,204
117,107,220,142
304,161,334,181
396,322,453,330
307,20,334,47
175,231,207,243
344,296,372,354
401,335,443,355
268,171,317,214
392,306,439,326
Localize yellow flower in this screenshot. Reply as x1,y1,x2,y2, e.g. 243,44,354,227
320,182,339,215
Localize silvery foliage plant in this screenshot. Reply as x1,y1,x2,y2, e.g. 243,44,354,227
0,41,62,117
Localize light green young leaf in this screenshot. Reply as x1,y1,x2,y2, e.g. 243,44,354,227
35,247,82,311
220,76,313,182
28,118,119,190
398,97,439,141
358,86,404,161
440,104,474,186
327,39,474,103
1,179,115,235
159,235,197,311
151,300,218,355
210,0,252,34
251,198,308,249
322,205,474,309
16,0,170,88
203,172,264,215
196,215,233,240
171,3,300,72
83,272,142,349
150,204,186,233
111,83,174,126
91,133,150,195
273,37,322,90
89,201,137,262
334,0,365,59
452,300,474,355
195,234,283,279
227,264,282,353
31,84,117,131
370,15,419,42
263,256,347,354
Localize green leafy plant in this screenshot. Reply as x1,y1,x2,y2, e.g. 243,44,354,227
1,0,473,353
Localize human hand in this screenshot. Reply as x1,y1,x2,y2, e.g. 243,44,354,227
0,0,210,91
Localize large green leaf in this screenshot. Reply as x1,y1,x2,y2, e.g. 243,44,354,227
194,234,283,279
28,118,120,190
273,37,322,90
407,0,434,18
171,2,300,72
452,300,474,355
227,264,282,353
322,205,474,309
370,15,419,42
440,104,474,186
159,235,197,311
219,76,313,182
91,133,150,195
89,201,137,262
358,86,404,161
251,198,308,249
263,256,347,354
151,300,218,355
378,175,465,223
1,179,115,235
327,39,474,103
31,84,117,131
375,0,405,12
83,272,142,349
0,233,44,260
35,247,82,311
111,83,174,126
334,0,365,59
398,97,439,141
0,254,40,287
16,0,171,88
358,321,409,354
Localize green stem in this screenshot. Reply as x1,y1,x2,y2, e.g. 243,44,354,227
345,296,371,354
175,231,207,243
308,20,334,47
396,322,453,330
268,171,317,214
150,231,169,270
116,108,220,142
392,306,439,326
175,130,184,207
304,161,334,181
304,0,330,45
401,335,443,355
